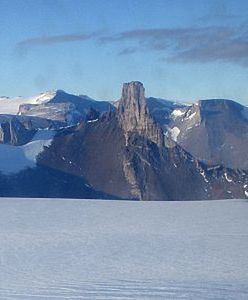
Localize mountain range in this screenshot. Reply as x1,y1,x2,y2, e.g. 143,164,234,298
0,81,248,200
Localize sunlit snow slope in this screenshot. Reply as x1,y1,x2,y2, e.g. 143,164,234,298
0,91,56,114
0,198,248,299
0,129,55,174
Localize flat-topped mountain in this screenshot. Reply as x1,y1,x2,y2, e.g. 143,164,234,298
162,98,248,169
18,90,114,125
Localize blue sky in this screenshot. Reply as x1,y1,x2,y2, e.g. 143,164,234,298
1,0,248,103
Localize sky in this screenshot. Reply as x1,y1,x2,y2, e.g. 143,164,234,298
1,0,248,103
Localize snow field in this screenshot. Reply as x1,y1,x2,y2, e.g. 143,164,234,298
0,198,247,299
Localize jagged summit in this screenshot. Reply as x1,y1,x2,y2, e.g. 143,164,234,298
117,81,163,145
118,81,148,131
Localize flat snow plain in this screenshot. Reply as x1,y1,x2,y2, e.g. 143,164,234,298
0,198,248,299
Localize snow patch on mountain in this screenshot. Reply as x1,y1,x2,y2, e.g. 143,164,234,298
31,91,57,104
87,118,99,123
200,169,209,183
185,111,196,120
224,172,233,183
171,109,185,119
169,127,180,141
0,91,56,115
0,129,55,174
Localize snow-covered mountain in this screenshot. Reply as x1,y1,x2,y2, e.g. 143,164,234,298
0,91,56,114
0,82,248,200
18,90,115,125
0,129,55,174
156,99,248,170
0,90,115,126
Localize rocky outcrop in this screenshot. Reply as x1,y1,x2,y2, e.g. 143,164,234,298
0,114,65,145
117,81,164,146
0,117,36,145
118,82,147,131
32,82,248,200
19,90,115,126
0,82,248,200
117,82,165,198
18,102,80,123
163,98,248,169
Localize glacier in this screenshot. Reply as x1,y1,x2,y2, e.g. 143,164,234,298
0,198,247,299
0,129,55,174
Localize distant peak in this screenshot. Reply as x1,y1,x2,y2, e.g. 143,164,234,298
196,98,244,112
117,81,163,145
78,94,94,100
123,81,144,87
33,90,57,104
118,81,147,130
55,89,66,94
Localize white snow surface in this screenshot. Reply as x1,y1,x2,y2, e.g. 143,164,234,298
200,169,209,183
185,111,196,120
171,109,185,119
0,198,248,299
0,129,55,174
224,172,233,183
0,91,56,114
169,126,180,141
87,118,99,123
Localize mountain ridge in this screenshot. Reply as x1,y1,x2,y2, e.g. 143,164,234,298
0,81,248,200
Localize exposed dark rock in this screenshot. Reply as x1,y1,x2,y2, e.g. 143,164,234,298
0,165,118,199
86,107,100,121
31,82,248,200
117,81,164,146
163,99,248,170
0,114,65,145
0,117,35,145
0,82,248,200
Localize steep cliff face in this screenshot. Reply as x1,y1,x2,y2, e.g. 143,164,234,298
118,82,147,131
19,90,115,126
157,98,248,170
115,83,248,200
36,81,248,200
0,114,64,146
0,117,36,145
117,81,164,146
116,82,164,198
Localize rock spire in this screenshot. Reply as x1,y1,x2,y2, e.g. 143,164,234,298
117,81,163,145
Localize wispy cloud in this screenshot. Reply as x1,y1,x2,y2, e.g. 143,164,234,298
118,47,138,56
100,25,248,67
15,31,100,58
16,25,248,67
17,32,99,48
